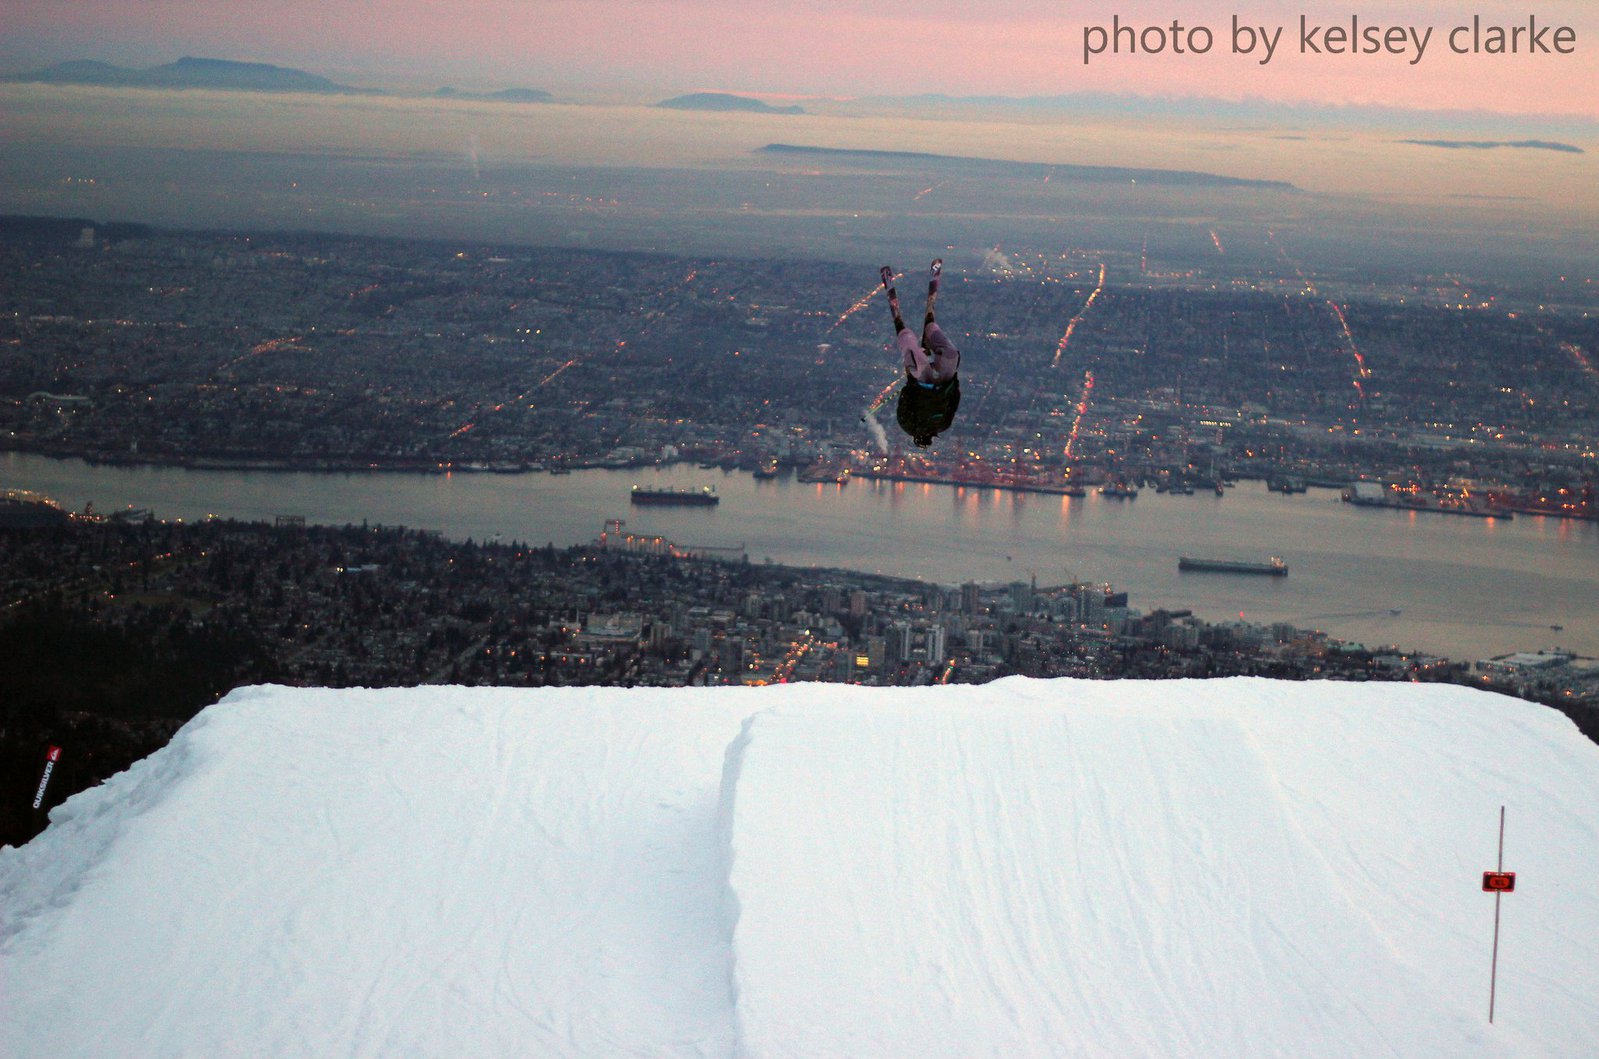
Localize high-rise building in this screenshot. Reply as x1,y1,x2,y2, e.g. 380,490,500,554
1080,589,1105,624
889,623,913,665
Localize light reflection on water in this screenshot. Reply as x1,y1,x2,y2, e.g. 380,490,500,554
4,452,1595,663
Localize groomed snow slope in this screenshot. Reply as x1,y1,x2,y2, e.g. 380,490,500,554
3,679,1598,1058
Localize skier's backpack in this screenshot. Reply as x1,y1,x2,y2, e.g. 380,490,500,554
895,374,961,447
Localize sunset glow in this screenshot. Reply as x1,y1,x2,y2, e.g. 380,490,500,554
2,0,1595,116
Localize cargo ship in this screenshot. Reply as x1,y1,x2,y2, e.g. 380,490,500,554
1178,556,1288,576
630,485,720,506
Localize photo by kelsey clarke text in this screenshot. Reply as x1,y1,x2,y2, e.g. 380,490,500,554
1082,14,1579,65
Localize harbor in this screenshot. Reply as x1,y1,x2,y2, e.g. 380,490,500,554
3,451,1594,664
1344,480,1515,519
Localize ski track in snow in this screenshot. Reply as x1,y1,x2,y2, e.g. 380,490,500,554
3,678,1598,1057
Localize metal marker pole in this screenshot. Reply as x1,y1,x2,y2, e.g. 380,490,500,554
1489,805,1504,1024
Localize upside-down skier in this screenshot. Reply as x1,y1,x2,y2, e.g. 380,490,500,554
882,259,961,448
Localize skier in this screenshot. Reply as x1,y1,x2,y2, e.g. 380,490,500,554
882,260,961,448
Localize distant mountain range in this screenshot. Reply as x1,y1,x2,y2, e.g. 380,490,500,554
435,86,552,104
8,58,553,103
1399,139,1584,154
9,57,369,94
859,90,1599,137
657,93,804,115
757,144,1297,192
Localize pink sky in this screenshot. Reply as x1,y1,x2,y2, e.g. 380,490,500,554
3,0,1596,116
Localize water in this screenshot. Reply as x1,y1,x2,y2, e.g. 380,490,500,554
5,452,1595,663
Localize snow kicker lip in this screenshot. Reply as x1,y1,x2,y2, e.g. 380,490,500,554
6,679,1598,1058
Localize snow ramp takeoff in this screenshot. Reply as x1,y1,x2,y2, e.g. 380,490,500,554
4,679,1598,1058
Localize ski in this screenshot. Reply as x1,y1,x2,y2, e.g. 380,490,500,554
880,265,903,322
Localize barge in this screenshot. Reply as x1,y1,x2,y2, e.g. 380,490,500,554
1178,556,1289,576
630,485,720,506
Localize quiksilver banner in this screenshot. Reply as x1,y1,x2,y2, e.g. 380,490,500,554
33,745,62,810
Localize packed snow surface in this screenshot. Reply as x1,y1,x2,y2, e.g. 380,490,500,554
4,679,1598,1058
